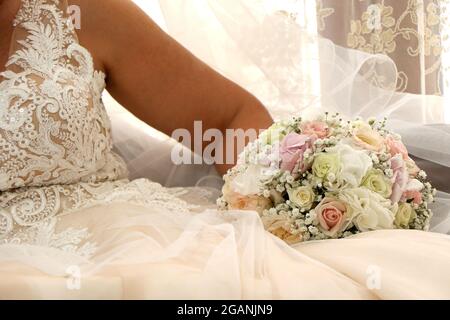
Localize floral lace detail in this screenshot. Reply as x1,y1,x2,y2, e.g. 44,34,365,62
0,0,128,192
0,0,213,258
69,179,196,214
0,178,200,257
316,0,449,95
1,217,97,259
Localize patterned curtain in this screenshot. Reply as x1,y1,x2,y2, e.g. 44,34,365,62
316,0,450,95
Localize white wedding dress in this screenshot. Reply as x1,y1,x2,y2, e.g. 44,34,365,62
0,0,449,300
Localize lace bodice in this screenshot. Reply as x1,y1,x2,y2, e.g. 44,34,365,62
0,0,134,245
0,0,128,191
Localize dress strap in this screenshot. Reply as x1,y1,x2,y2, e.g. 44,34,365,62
5,0,94,81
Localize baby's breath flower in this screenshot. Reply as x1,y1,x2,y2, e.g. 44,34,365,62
419,171,427,179
368,117,376,125
217,198,227,208
308,226,319,235
371,154,380,164
343,231,354,237
299,226,308,233
384,169,393,178
379,153,389,161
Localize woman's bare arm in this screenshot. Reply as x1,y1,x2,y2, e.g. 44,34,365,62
77,0,273,174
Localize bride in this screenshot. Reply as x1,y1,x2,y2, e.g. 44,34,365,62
0,0,449,299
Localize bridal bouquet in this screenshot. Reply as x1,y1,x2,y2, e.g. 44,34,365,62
218,113,436,243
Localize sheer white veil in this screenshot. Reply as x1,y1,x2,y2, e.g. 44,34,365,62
109,0,450,233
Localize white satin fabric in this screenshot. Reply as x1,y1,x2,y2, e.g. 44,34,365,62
1,200,450,299
1,0,450,300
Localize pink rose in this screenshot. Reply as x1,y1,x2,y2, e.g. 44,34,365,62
390,155,409,203
316,198,347,236
300,121,330,139
279,132,316,173
386,136,409,160
401,190,423,205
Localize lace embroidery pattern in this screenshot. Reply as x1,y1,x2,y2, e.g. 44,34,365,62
0,178,197,257
0,1,204,258
1,178,204,257
0,0,128,192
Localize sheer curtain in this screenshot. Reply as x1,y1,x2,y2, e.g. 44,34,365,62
318,0,450,96
129,0,450,118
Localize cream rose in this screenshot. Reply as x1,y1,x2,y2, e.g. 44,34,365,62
287,186,315,210
338,187,395,232
395,203,416,228
315,197,349,236
362,169,392,198
327,143,373,188
312,153,340,179
260,123,286,145
352,123,384,152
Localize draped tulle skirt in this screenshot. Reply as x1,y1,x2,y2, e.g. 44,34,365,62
0,179,449,299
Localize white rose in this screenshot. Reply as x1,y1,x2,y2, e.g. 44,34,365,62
287,186,315,210
338,187,395,232
405,179,424,192
327,143,373,188
230,164,270,195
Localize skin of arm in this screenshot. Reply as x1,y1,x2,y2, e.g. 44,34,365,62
75,0,273,175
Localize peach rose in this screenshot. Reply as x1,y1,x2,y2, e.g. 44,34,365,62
262,214,302,244
386,135,409,160
401,190,423,205
390,155,409,203
400,179,424,204
315,197,348,236
222,183,272,215
300,121,330,139
353,125,384,152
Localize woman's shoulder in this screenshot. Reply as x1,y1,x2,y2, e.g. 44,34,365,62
68,0,158,75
